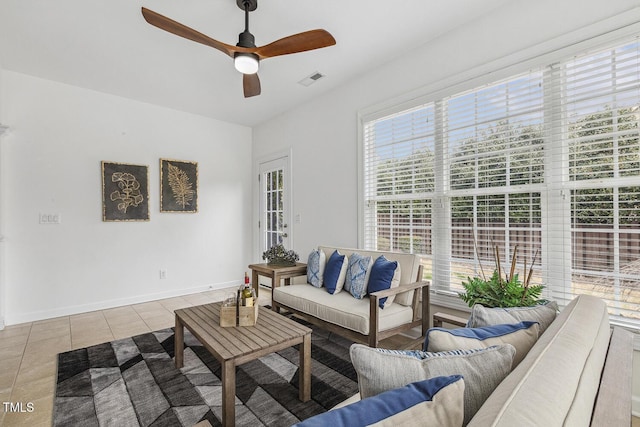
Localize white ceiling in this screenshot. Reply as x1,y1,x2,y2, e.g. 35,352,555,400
0,0,509,127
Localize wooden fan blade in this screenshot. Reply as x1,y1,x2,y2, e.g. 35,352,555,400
243,73,261,98
255,29,336,59
141,7,238,58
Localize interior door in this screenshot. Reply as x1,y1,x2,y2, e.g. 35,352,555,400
259,156,291,255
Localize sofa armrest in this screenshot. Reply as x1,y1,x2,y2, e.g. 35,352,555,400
368,280,430,299
591,327,633,426
368,279,430,347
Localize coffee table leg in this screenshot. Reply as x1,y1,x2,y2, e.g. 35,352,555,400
299,333,311,402
175,315,184,369
221,360,236,427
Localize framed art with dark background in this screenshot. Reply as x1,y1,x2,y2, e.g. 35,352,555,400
160,159,198,213
101,161,150,222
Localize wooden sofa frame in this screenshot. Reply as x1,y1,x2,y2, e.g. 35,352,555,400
272,265,430,348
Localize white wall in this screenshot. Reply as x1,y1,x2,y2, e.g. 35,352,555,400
252,0,640,414
0,70,253,325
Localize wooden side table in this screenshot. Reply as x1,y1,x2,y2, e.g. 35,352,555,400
248,262,307,297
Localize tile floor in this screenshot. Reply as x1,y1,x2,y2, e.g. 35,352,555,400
0,288,244,426
1,288,638,426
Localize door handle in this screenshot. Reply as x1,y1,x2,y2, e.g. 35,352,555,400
282,233,288,238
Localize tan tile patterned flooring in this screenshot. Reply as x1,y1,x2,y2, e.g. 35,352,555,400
0,288,245,426
0,288,637,426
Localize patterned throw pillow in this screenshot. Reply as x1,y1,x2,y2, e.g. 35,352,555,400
292,376,465,427
345,253,373,299
350,344,514,426
424,321,539,368
324,250,348,294
307,249,326,288
466,301,559,335
367,256,400,308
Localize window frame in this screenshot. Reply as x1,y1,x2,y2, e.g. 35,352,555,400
358,25,640,326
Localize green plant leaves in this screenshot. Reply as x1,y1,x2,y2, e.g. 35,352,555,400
459,269,544,308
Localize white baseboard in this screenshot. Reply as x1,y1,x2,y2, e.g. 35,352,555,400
633,395,640,418
4,281,237,326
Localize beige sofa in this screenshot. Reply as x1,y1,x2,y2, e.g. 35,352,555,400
468,294,632,426
339,294,634,426
271,246,430,347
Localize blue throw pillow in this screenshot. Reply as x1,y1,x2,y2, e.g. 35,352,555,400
324,250,347,294
292,375,465,427
307,249,326,288
345,253,373,299
424,321,540,367
367,256,398,308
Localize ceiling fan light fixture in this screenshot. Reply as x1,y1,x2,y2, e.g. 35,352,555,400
234,53,259,74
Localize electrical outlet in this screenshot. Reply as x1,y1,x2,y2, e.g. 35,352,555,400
160,269,167,280
39,213,61,224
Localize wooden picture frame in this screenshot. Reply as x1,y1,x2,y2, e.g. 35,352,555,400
160,159,198,213
101,161,150,222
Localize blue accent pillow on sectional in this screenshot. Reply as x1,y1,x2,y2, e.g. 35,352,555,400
345,252,373,299
292,375,465,427
324,250,347,294
424,321,540,367
367,256,398,308
307,249,326,288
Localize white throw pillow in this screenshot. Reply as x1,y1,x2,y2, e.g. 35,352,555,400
293,376,465,427
345,252,373,298
466,301,559,335
350,343,514,426
306,249,326,288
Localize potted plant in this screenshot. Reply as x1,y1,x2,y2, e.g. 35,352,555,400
459,244,544,308
262,244,299,266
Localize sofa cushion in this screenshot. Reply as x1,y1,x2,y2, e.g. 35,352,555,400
324,250,348,294
350,344,515,425
467,295,611,426
367,256,400,308
273,284,413,335
467,301,558,335
424,321,539,368
294,376,465,427
307,248,326,288
345,252,373,299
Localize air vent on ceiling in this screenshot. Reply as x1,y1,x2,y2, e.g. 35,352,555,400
298,71,325,87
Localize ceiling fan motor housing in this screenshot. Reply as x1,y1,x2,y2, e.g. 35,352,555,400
237,30,256,48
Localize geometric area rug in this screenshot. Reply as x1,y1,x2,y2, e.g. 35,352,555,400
53,321,359,427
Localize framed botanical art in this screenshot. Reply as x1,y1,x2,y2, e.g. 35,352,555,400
160,159,198,213
101,161,150,222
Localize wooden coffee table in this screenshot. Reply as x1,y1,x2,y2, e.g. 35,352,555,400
174,302,312,427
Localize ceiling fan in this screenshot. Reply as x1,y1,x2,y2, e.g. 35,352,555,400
141,0,336,98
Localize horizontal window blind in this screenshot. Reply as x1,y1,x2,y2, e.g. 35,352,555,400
363,105,436,257
443,73,545,294
553,39,640,326
362,35,640,327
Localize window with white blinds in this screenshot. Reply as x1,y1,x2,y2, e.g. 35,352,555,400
558,40,640,327
445,73,545,294
363,105,436,258
362,36,640,327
